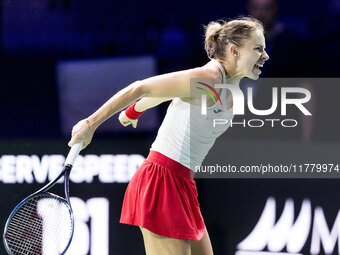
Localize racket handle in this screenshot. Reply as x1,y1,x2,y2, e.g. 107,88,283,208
65,142,83,166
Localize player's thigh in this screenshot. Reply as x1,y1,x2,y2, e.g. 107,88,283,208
190,226,214,255
140,227,191,255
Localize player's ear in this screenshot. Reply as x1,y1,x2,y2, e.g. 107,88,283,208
230,44,240,59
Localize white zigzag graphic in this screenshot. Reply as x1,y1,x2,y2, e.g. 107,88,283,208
237,197,312,253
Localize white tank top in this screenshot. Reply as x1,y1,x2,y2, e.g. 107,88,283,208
150,59,236,171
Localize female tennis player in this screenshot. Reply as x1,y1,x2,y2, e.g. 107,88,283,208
69,16,269,255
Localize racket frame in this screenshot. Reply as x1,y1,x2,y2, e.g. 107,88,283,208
3,142,82,255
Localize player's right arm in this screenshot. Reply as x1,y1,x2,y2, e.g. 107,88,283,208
68,66,219,149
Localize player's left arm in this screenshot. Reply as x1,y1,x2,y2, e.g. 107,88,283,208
119,97,173,128
134,97,173,112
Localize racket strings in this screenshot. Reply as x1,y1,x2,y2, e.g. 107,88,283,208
4,193,73,255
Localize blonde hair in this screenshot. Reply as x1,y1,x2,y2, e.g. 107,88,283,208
204,16,264,60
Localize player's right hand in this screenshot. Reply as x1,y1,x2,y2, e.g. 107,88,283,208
68,119,95,149
118,111,138,128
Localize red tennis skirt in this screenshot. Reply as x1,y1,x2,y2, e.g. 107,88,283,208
120,150,205,241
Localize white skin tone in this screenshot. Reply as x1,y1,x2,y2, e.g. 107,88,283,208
68,26,269,255
220,28,269,83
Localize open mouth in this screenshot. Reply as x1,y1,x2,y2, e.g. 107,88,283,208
253,63,263,73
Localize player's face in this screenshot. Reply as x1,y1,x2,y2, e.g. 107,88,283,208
237,29,269,80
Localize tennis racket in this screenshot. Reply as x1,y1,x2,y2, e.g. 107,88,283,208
3,142,83,255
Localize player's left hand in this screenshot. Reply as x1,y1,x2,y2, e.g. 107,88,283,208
118,111,138,128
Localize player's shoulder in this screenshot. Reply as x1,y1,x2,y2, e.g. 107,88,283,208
188,61,223,81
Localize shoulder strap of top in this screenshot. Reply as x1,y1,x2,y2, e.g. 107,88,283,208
210,59,227,105
211,59,227,84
